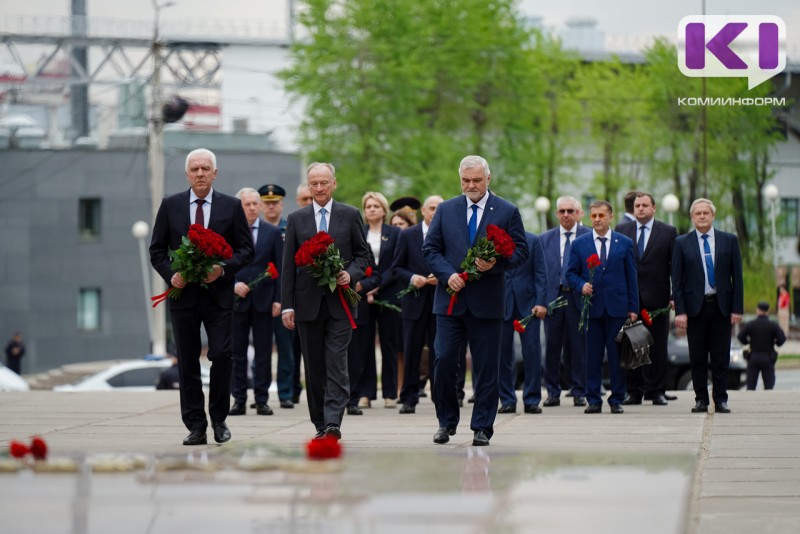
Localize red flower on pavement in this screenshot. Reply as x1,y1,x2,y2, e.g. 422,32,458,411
30,436,48,460
306,434,343,460
9,440,29,458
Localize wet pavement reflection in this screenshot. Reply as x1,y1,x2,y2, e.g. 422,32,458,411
3,446,692,534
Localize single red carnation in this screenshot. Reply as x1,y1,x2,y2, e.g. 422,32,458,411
587,253,601,269
641,309,653,327
30,436,48,460
9,440,29,458
267,262,279,279
306,434,343,459
513,319,526,333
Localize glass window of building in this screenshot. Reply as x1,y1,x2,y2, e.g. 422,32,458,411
78,288,101,330
79,198,102,239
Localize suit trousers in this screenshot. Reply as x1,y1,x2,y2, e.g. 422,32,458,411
346,318,372,406
499,317,543,407
434,312,501,438
272,316,296,401
170,293,233,431
298,303,352,431
626,312,669,398
687,298,731,405
399,311,437,406
292,330,304,400
544,291,586,398
231,307,273,404
586,312,627,407
361,305,401,400
746,352,776,390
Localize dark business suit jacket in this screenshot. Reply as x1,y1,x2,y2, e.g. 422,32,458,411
566,231,639,318
615,219,677,309
234,221,283,313
149,189,254,310
281,201,370,320
540,224,591,309
423,193,529,318
504,232,548,320
672,228,743,318
368,223,402,304
392,224,435,320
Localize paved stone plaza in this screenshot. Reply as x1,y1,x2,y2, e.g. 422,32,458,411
0,389,798,533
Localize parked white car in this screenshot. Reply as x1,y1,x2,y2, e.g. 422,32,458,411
0,363,30,392
54,359,210,392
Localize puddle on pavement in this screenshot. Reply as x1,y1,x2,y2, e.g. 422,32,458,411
2,447,693,534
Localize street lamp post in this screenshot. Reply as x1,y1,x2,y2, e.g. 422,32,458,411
534,196,551,233
764,184,780,281
662,193,680,227
132,220,155,352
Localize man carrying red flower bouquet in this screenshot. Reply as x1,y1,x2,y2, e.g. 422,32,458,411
150,148,254,446
566,200,638,415
281,162,370,441
423,155,528,446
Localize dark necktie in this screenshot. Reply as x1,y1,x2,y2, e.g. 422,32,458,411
468,204,478,244
599,237,607,265
195,199,205,228
702,234,715,288
638,225,646,257
251,225,257,244
560,231,573,286
319,207,328,232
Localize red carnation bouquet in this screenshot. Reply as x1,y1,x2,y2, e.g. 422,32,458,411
7,436,48,461
640,305,672,326
295,231,361,327
234,262,279,304
577,253,602,332
151,224,233,307
447,224,516,315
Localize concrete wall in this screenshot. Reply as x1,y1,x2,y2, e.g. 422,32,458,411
0,148,301,373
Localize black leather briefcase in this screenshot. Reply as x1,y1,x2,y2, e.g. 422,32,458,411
616,320,654,370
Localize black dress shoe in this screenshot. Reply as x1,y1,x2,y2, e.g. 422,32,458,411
472,430,490,446
584,404,602,414
325,424,342,440
691,401,709,413
652,394,668,406
664,393,678,401
543,397,560,407
249,403,257,409
419,391,428,398
256,403,274,416
399,404,416,414
211,421,231,443
346,405,363,415
573,396,587,407
433,426,456,444
467,394,475,403
524,404,542,414
610,404,624,414
715,401,731,413
292,396,301,404
228,402,246,416
498,405,516,414
280,400,294,409
183,430,207,446
622,394,643,405
313,429,325,440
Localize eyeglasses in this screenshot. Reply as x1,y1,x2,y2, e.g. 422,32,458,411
557,209,575,214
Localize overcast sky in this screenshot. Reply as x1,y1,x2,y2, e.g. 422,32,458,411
1,0,798,47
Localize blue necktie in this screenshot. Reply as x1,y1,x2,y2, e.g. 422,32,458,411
702,234,715,288
319,207,328,232
468,204,478,244
560,231,573,286
599,237,607,265
638,226,646,257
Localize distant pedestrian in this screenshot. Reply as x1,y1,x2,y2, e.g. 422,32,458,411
737,301,786,390
4,332,25,375
156,356,181,390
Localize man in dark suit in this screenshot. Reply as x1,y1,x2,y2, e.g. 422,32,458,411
672,198,743,414
498,231,548,414
394,195,443,414
229,187,283,416
423,155,528,446
281,162,370,440
566,200,638,414
615,192,677,406
150,148,254,445
540,196,590,407
291,183,314,404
